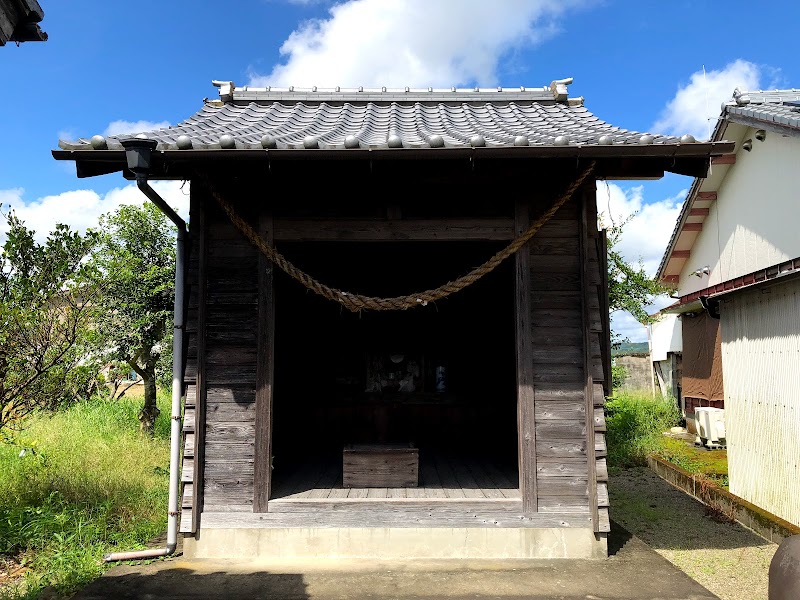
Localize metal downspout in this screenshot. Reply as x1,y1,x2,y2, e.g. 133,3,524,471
104,142,187,562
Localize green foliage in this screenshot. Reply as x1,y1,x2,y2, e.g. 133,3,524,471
91,203,175,366
89,203,176,432
604,215,667,326
0,393,170,598
605,391,680,468
612,341,649,356
611,363,628,390
0,210,99,431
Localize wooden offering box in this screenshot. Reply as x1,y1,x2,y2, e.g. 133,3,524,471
343,443,419,488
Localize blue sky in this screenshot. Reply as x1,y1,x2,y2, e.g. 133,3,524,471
2,0,798,340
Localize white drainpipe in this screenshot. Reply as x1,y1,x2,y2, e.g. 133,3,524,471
105,141,187,561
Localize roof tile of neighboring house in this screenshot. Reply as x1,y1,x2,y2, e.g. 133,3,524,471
725,90,800,132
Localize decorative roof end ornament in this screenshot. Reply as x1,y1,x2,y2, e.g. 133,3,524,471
732,87,751,106
550,77,573,102
212,80,236,102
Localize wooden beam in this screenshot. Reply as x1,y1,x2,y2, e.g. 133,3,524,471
689,208,710,217
712,154,736,165
200,508,592,529
191,183,209,532
696,192,717,201
664,275,680,284
253,210,275,512
515,199,537,514
580,186,599,534
683,223,703,232
597,230,612,397
272,218,515,242
672,250,691,258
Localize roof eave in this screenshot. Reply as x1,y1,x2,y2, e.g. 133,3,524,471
52,141,735,180
656,113,735,282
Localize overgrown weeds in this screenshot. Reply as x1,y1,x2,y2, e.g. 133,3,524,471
605,390,680,469
0,392,170,599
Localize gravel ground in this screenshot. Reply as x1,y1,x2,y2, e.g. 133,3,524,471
610,467,777,600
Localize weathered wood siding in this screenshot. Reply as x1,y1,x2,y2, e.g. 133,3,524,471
527,188,609,530
201,189,259,513
181,174,611,533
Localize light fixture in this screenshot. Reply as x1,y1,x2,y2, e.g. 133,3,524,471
755,129,767,141
691,266,710,278
742,139,753,152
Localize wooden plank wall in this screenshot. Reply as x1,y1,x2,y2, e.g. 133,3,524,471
180,183,259,534
201,191,259,513
581,186,610,533
179,175,611,533
179,188,202,533
527,187,608,529
529,194,590,514
179,190,203,533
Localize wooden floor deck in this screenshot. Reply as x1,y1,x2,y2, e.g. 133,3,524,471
270,453,520,502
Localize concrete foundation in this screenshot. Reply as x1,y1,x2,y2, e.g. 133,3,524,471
183,527,607,560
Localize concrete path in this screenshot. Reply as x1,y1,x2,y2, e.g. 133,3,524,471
72,524,717,600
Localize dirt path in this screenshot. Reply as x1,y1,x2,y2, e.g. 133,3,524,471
610,467,777,600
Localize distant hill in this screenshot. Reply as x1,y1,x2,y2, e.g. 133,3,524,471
612,341,649,356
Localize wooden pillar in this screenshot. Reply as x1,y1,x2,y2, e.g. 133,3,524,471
191,183,208,529
515,198,537,514
253,210,275,512
579,185,599,532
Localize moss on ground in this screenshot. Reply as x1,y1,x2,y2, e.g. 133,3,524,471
655,437,729,488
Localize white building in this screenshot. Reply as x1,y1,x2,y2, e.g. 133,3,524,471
657,89,800,527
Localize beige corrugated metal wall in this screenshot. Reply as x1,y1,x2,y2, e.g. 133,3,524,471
720,278,800,526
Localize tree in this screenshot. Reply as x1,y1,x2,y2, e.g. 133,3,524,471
603,214,667,344
0,210,98,431
90,203,175,434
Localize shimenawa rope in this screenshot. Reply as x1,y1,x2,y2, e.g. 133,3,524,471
200,161,595,312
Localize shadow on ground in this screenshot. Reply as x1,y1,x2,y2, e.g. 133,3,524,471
71,522,717,600
610,467,777,600
609,467,774,552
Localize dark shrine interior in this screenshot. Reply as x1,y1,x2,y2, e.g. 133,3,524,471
271,241,519,492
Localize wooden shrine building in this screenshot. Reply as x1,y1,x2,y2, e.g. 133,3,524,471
55,80,734,559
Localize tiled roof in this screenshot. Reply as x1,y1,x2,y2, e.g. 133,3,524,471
59,80,690,152
724,89,800,131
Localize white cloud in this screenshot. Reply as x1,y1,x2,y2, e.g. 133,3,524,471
653,59,762,140
249,0,590,88
103,120,171,137
596,182,685,277
0,181,189,244
597,182,687,342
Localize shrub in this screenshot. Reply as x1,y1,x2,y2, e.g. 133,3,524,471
605,390,680,469
611,363,628,390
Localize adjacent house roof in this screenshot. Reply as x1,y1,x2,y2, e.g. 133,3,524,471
53,78,734,179
725,89,800,135
0,0,46,45
657,88,800,284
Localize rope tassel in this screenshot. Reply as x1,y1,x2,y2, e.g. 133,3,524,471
199,161,596,312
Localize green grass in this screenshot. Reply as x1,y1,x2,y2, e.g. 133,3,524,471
0,393,171,599
605,390,681,469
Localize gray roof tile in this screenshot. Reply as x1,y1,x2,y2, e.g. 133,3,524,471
724,89,800,131
59,81,684,152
